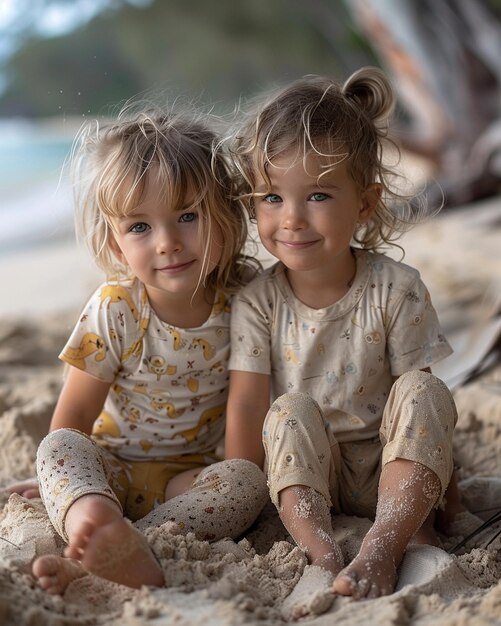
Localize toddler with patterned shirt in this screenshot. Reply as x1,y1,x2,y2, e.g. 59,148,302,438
225,67,474,620
9,105,267,593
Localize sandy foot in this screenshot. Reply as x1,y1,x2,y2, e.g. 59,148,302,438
281,564,336,621
32,555,87,595
333,535,398,600
62,495,164,589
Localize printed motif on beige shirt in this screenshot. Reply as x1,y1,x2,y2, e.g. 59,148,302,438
60,279,231,460
229,249,452,443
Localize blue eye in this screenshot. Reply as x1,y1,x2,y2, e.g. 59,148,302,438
179,212,197,223
263,194,282,203
129,222,149,233
310,192,329,201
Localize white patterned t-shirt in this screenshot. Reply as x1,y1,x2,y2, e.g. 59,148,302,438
60,279,231,460
229,249,452,443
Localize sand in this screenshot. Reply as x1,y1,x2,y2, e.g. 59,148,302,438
0,198,500,625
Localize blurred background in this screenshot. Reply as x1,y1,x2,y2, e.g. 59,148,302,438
1,0,501,315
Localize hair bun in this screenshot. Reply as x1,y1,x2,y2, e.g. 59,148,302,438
342,66,394,123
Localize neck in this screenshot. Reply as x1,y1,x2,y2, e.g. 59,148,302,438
146,285,215,328
285,252,356,309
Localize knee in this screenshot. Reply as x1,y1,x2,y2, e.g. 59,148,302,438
393,369,451,394
265,392,322,426
391,370,457,428
37,429,67,459
392,369,435,392
225,458,268,495
36,428,91,466
200,459,269,508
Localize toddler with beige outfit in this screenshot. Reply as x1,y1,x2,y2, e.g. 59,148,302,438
225,66,474,620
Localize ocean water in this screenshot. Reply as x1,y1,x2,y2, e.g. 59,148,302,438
0,118,75,253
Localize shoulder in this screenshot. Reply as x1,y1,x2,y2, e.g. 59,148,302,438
231,263,284,324
209,289,232,320
95,279,149,316
363,251,422,287
236,262,283,300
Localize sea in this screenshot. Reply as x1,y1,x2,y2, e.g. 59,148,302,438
0,118,75,254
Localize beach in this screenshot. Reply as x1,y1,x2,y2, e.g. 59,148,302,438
0,194,500,624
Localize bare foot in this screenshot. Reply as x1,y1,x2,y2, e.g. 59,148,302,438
333,532,399,599
32,555,87,595
283,550,343,620
7,477,40,499
282,563,338,621
63,494,164,588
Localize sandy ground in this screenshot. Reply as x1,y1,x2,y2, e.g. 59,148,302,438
0,197,500,625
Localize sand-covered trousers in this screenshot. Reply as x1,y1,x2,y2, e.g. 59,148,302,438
263,370,457,519
37,428,268,542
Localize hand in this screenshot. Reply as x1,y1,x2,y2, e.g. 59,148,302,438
6,477,40,499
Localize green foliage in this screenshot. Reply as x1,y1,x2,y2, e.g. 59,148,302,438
0,0,374,118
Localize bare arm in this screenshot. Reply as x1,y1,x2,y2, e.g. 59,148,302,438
225,370,271,469
49,366,112,433
8,367,111,497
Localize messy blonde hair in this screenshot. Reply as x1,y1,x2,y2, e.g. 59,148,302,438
230,67,427,252
72,103,257,292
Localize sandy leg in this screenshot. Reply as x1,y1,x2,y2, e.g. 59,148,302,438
44,494,164,589
333,459,441,600
278,486,343,620
32,555,87,595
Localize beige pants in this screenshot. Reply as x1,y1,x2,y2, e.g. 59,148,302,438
263,370,457,519
37,428,268,543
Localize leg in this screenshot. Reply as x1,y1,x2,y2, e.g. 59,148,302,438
333,370,457,599
263,393,343,620
34,429,163,592
333,458,441,599
135,459,268,541
278,485,344,621
279,485,343,575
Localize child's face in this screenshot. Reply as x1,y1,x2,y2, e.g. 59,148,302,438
253,151,378,279
109,173,223,305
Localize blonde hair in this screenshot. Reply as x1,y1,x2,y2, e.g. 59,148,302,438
72,104,258,292
230,66,428,252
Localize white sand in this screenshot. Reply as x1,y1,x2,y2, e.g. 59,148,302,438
0,199,500,625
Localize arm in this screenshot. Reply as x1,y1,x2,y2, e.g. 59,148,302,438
225,370,271,469
49,366,112,433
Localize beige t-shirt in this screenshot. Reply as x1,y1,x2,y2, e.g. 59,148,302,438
60,279,231,460
229,249,452,443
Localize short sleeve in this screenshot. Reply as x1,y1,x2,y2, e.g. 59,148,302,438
229,290,272,375
59,282,142,382
386,275,452,375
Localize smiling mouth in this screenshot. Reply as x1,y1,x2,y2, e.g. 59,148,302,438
157,260,195,272
277,240,318,249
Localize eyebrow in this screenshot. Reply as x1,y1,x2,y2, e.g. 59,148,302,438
253,181,341,193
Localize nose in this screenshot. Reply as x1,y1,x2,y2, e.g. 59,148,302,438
282,200,307,230
155,226,182,255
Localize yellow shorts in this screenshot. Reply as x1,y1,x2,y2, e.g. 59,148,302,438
104,452,219,520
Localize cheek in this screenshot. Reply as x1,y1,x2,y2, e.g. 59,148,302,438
256,212,273,237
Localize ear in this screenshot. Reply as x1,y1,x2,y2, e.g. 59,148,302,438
108,233,127,265
359,183,382,223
